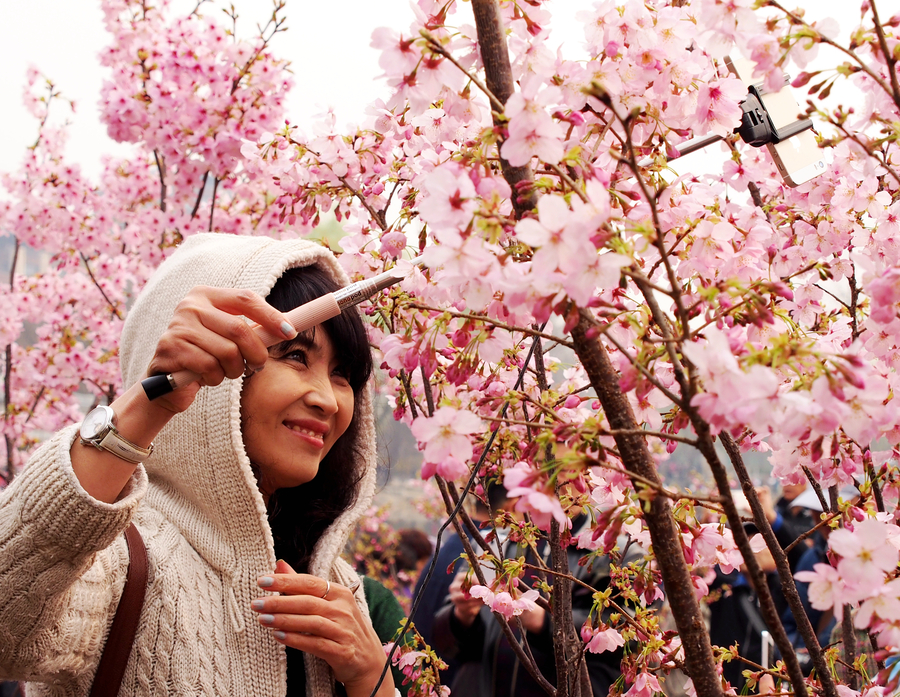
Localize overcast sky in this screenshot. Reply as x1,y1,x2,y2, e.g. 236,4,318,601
0,0,854,181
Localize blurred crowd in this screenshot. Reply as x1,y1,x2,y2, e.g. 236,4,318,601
353,480,857,697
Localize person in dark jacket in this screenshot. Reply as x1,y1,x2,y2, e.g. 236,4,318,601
410,486,511,688
431,515,639,697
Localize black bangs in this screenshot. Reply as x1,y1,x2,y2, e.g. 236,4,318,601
266,264,373,392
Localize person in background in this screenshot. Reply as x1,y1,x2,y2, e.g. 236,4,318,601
771,484,816,572
410,486,510,689
707,492,779,692
432,513,636,697
395,529,434,600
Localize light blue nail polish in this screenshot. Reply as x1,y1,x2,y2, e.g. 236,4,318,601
281,321,297,339
251,599,265,611
274,630,286,641
258,576,275,588
260,614,275,626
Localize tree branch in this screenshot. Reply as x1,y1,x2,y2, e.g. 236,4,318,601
419,30,505,113
208,176,220,231
191,171,210,220
405,302,573,348
720,432,837,697
80,253,124,321
470,0,537,218
866,0,900,105
570,311,722,697
766,0,897,104
153,149,167,213
436,475,557,696
3,238,20,482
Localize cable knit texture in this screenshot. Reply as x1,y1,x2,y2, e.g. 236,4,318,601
0,234,379,696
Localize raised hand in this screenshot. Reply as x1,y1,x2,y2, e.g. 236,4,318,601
147,286,298,414
252,560,395,697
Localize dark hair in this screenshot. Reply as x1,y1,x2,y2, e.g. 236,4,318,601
396,529,432,571
250,263,374,571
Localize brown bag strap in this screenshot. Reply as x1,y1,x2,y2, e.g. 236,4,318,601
89,522,148,697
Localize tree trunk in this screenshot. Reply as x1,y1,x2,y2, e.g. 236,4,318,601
571,314,722,697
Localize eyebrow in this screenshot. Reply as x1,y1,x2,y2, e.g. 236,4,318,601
270,328,318,355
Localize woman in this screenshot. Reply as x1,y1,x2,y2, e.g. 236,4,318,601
0,233,395,697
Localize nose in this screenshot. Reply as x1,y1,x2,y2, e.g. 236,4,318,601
300,365,339,416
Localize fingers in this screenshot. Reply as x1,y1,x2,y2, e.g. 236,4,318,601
258,609,342,637
148,286,298,384
251,571,386,687
274,559,296,575
256,571,334,599
204,287,299,345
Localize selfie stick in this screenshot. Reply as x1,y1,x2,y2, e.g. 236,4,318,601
141,258,425,401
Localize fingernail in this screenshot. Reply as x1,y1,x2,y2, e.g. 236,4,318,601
259,614,275,626
250,363,265,373
258,576,275,588
251,599,265,611
274,630,287,641
281,321,297,339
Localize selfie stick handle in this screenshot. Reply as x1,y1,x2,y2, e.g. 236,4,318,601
141,259,423,401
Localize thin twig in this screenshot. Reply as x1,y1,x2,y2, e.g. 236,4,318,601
420,30,506,113
338,174,388,231
406,302,574,349
436,476,557,695
80,253,124,321
802,466,831,513
599,328,684,407
191,171,210,220
522,563,648,638
824,116,900,187
766,0,896,102
620,269,674,297
783,511,841,555
3,238,20,481
869,0,900,104
546,164,588,204
590,460,722,504
208,176,219,231
153,150,167,213
22,386,46,425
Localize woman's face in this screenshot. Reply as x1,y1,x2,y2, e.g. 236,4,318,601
240,328,354,496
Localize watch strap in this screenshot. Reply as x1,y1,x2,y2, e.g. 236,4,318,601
95,428,153,464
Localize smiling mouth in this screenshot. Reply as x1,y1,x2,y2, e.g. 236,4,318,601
285,423,327,443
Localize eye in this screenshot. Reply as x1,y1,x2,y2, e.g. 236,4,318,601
280,349,308,365
331,364,351,386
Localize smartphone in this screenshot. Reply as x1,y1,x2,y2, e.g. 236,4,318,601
725,56,829,187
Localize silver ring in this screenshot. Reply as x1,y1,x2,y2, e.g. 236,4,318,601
321,580,331,600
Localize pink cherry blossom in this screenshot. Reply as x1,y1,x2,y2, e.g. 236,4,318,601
503,461,568,530
625,671,662,697
470,584,541,620
581,624,627,654
410,406,484,481
795,564,847,618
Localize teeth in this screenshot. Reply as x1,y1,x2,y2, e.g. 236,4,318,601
288,425,322,438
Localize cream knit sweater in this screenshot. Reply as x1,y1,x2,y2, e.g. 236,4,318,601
0,234,380,696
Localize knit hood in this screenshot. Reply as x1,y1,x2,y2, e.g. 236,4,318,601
118,233,378,694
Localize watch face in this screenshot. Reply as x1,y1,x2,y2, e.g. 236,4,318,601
80,406,113,440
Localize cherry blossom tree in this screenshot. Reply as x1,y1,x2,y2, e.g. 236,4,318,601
4,1,900,697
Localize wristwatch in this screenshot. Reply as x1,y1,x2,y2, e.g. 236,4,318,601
79,405,154,464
